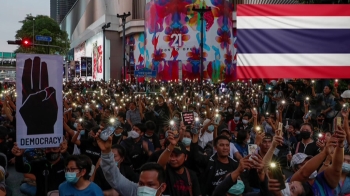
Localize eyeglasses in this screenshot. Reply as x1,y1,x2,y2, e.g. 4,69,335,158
64,168,81,173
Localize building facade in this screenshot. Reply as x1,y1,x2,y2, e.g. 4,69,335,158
60,0,298,82
50,0,77,24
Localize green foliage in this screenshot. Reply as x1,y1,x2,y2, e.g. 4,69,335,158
14,14,70,55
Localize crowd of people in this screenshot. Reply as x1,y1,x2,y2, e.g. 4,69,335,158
0,78,350,196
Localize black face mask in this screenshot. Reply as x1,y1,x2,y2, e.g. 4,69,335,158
46,152,60,162
300,131,311,140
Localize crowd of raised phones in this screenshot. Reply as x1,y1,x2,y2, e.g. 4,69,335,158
0,78,350,196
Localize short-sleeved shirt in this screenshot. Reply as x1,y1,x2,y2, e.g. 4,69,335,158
126,109,142,125
59,181,103,196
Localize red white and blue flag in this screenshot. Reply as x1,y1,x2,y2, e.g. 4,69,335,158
236,5,350,79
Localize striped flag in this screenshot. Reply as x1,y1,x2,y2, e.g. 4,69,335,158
236,5,350,79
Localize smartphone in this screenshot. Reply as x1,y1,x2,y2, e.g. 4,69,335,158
343,103,349,112
269,162,286,190
214,114,221,125
318,133,326,143
191,117,201,134
99,126,115,141
170,120,179,138
336,117,342,127
248,144,258,155
278,122,283,135
304,111,311,119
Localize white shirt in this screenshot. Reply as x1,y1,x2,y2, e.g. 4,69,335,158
198,131,213,149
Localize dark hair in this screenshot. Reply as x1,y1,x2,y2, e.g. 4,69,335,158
117,112,126,119
145,121,157,131
111,144,126,158
300,123,314,132
65,155,92,180
300,181,313,196
214,135,230,147
236,130,248,145
325,84,333,92
140,162,166,184
134,123,146,133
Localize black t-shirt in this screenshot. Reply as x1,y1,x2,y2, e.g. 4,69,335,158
79,139,101,165
209,161,235,193
120,138,147,170
112,134,123,145
292,141,320,157
143,134,161,150
164,166,201,196
15,157,66,196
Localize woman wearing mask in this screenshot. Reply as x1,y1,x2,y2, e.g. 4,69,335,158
226,106,234,123
198,119,215,149
59,155,103,195
93,145,138,194
334,152,350,196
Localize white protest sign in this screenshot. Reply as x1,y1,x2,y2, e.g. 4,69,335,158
16,54,63,148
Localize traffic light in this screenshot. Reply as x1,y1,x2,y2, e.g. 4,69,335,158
7,39,32,47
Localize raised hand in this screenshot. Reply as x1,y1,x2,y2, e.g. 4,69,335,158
19,57,58,135
237,156,253,173
94,129,112,153
11,142,25,157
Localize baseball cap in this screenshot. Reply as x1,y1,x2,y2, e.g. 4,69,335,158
341,90,350,98
220,128,230,135
172,142,187,154
291,153,312,169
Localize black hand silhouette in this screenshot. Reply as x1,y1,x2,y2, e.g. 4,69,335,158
19,57,58,135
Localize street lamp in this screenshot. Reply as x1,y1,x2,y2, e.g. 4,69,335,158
102,22,111,81
117,12,131,80
25,16,36,48
193,3,211,84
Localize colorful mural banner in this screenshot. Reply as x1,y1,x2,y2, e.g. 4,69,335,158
144,0,235,82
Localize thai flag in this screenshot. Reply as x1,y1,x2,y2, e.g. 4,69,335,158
236,5,350,79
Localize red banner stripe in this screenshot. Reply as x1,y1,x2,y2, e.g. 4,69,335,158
236,66,350,79
237,5,350,17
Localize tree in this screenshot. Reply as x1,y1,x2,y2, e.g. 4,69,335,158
14,14,70,55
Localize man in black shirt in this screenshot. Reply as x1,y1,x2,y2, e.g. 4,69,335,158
157,131,201,196
12,143,66,196
154,95,170,133
143,121,161,151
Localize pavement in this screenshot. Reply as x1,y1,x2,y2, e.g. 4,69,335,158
6,165,26,196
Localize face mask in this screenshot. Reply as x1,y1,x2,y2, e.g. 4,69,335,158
130,130,140,139
234,117,240,121
79,130,85,135
300,131,311,140
65,172,80,184
73,123,78,129
145,133,153,138
309,170,318,179
208,125,215,132
137,185,161,196
228,109,233,113
281,183,291,196
246,139,251,144
115,161,119,167
45,152,60,162
227,180,245,195
242,120,248,125
182,138,192,146
114,132,122,137
295,131,300,134
342,163,350,173
173,117,180,121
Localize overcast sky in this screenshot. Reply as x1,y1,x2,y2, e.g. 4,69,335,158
0,0,50,52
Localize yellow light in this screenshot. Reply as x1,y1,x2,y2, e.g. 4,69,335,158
270,162,276,168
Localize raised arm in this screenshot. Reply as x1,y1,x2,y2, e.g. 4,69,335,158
324,125,346,189
157,130,179,170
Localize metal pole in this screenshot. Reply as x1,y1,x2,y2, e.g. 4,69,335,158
200,12,204,84
123,19,126,81
33,19,35,49
103,29,105,81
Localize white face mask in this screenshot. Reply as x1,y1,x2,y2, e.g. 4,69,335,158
246,139,251,144
281,183,291,196
242,120,248,124
130,130,140,139
137,185,161,196
309,170,318,179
